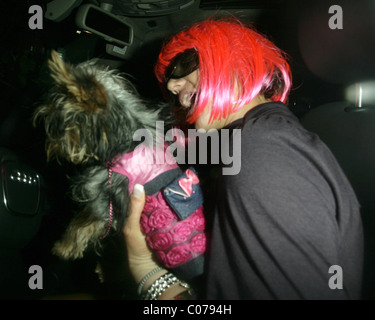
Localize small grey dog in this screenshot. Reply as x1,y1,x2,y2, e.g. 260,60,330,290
33,51,170,263
34,51,207,293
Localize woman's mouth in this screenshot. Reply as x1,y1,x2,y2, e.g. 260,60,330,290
180,92,195,108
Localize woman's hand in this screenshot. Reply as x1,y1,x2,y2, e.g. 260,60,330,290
124,184,192,299
123,184,165,284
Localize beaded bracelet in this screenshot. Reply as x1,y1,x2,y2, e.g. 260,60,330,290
142,273,180,300
137,266,165,296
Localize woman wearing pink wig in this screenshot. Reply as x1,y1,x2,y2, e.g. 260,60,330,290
124,18,363,300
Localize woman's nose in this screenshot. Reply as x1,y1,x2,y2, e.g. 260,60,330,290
167,77,186,95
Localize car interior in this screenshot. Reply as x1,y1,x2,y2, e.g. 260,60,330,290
0,0,374,300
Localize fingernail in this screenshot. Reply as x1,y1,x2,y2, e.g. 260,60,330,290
133,184,144,199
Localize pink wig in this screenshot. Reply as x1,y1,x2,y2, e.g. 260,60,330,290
155,18,292,124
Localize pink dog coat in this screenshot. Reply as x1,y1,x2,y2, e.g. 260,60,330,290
111,144,206,280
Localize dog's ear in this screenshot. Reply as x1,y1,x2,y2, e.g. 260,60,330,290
48,50,77,92
48,50,107,112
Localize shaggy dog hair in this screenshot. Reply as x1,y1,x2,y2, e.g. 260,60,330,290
33,51,173,289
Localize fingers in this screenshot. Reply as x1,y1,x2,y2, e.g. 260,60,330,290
124,184,166,284
124,184,145,236
132,184,146,201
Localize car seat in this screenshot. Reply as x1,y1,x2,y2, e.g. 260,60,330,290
301,100,375,300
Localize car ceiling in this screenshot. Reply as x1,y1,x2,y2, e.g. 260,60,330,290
61,0,282,63
109,0,267,37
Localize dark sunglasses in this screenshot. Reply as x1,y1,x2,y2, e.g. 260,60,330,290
165,49,199,83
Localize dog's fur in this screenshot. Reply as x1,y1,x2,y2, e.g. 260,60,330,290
34,51,172,265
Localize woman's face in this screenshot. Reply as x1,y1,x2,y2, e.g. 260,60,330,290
166,70,227,130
